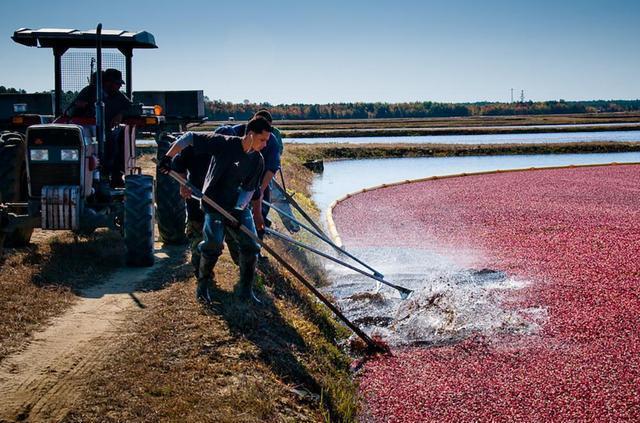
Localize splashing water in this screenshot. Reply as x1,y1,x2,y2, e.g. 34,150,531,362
322,246,546,347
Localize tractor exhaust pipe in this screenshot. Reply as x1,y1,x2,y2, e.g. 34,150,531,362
95,23,106,163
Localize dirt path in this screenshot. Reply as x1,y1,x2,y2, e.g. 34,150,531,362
0,243,170,422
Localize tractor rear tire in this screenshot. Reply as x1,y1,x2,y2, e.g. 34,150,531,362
0,131,33,247
155,133,187,245
0,131,26,203
124,174,155,267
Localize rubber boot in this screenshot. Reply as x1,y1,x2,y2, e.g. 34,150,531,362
196,256,217,303
227,238,240,266
237,253,259,302
191,251,201,279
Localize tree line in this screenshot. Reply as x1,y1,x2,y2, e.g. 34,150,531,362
206,99,640,121
0,86,27,94
3,85,639,120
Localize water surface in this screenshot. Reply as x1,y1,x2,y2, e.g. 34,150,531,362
290,130,640,145
312,152,640,215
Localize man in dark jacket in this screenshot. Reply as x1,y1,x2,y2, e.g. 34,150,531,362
161,116,271,304
69,68,133,186
69,68,132,128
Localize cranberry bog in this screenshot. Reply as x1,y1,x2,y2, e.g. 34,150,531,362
330,163,640,421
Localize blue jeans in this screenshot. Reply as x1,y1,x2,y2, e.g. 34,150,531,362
198,209,260,261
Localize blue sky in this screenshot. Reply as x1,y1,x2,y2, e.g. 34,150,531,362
1,0,638,104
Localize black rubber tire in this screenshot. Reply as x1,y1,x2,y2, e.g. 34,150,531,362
155,133,187,244
0,132,33,247
0,131,25,203
124,174,155,267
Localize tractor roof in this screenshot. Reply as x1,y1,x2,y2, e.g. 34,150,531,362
12,27,157,49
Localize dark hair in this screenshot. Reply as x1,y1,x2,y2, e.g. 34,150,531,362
254,109,273,123
246,116,272,134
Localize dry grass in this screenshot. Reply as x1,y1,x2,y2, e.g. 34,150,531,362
64,245,358,422
63,152,359,422
0,230,123,360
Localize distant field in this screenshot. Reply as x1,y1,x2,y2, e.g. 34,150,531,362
286,141,640,161
193,112,640,138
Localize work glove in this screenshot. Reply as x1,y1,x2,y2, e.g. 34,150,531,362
158,155,173,174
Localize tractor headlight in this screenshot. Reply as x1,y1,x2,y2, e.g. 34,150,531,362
30,149,49,161
60,149,79,161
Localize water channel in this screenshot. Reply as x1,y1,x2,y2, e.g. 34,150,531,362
289,129,640,145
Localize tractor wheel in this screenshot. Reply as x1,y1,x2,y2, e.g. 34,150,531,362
0,131,26,203
155,133,187,244
0,132,33,247
124,174,155,267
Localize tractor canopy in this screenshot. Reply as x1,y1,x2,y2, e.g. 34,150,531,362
12,27,158,115
12,28,157,50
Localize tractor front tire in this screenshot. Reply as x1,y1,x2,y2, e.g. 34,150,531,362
0,131,33,247
155,133,187,244
124,174,155,267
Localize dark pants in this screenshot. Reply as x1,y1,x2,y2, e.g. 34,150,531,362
198,209,261,263
261,184,272,222
104,126,125,187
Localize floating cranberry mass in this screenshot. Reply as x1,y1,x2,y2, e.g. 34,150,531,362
332,164,640,421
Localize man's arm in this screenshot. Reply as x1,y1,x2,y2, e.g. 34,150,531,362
161,132,226,173
259,135,281,194
248,156,266,230
171,147,193,199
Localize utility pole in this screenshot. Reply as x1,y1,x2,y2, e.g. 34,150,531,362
520,89,525,103
510,88,514,103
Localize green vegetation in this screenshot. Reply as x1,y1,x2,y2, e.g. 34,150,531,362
205,99,640,121
0,86,26,94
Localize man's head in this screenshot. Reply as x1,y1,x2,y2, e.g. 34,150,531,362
245,116,272,152
103,68,125,94
253,109,273,123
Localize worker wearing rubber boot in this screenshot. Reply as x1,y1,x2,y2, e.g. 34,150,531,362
214,110,285,266
160,116,271,304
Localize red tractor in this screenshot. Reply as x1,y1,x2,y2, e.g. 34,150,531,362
0,24,191,265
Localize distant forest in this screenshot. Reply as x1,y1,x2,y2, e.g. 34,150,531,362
3,85,640,120
206,99,640,121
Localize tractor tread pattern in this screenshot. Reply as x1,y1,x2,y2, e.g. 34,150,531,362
0,132,33,247
124,174,155,267
155,134,187,244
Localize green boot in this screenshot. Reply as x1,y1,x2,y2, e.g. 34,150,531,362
237,253,259,303
196,256,217,303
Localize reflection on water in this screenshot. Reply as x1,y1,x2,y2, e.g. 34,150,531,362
289,129,640,145
312,152,640,214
